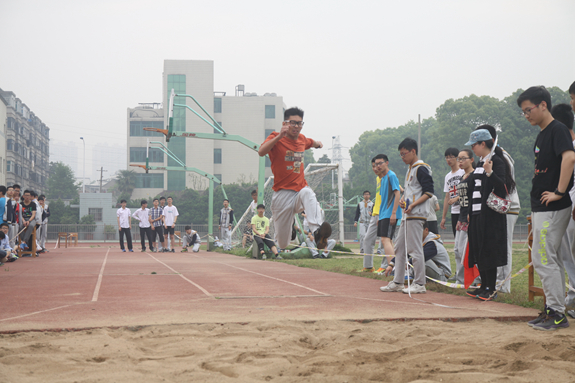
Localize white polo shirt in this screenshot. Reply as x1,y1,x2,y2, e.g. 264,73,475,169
162,205,179,227
132,208,151,228
117,207,132,228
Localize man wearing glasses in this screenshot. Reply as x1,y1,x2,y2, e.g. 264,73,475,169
259,107,331,251
518,86,575,331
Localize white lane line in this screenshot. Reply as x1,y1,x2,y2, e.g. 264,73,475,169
193,255,330,296
91,248,110,302
147,253,213,298
0,304,74,322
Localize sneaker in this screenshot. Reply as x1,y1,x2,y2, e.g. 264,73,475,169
477,289,497,301
312,254,319,259
321,252,329,258
314,222,332,250
528,309,549,328
380,281,405,292
150,247,155,253
376,248,382,255
181,248,188,252
262,254,267,260
375,268,385,274
128,249,134,252
275,255,283,260
362,267,375,272
171,249,175,253
141,249,146,252
402,284,426,294
122,249,126,252
533,313,570,331
466,287,484,298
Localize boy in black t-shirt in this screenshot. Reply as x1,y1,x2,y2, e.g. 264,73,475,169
518,86,575,331
19,190,37,252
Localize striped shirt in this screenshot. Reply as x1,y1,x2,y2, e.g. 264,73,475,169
149,206,164,227
471,166,485,214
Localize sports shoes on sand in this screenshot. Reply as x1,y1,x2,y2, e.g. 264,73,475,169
402,284,426,294
528,309,548,328
314,222,332,250
380,281,405,292
533,313,570,331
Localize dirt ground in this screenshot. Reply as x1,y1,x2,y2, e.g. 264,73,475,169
1,318,574,383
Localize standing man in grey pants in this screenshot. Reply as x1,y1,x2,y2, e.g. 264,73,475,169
219,199,234,251
518,86,575,331
354,191,373,254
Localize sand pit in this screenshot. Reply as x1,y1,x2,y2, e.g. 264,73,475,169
1,319,575,382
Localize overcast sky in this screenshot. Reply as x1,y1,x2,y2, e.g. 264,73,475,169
1,0,574,179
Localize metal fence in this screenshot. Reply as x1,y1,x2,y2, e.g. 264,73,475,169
47,222,531,244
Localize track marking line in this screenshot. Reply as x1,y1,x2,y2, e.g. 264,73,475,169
215,294,331,299
193,254,330,296
147,253,213,298
91,248,110,302
0,304,75,322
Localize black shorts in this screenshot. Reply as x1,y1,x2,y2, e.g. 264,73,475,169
377,218,396,238
165,226,175,235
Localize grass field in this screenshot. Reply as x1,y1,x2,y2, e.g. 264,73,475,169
222,240,546,310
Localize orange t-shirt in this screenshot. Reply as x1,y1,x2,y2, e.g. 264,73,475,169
264,132,314,192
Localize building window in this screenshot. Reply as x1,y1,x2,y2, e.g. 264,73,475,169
88,208,103,222
7,160,12,172
135,173,164,189
214,174,222,182
214,148,222,164
130,147,164,163
214,98,222,113
129,121,164,137
265,105,275,119
264,129,275,140
7,139,13,151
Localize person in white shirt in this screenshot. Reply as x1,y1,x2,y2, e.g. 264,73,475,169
37,195,50,252
117,199,133,252
440,148,465,236
162,196,179,253
132,200,154,252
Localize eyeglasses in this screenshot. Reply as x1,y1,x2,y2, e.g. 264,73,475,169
373,161,385,167
456,157,471,162
399,151,410,158
284,120,304,127
521,104,540,116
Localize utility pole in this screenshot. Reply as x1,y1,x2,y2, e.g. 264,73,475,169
98,167,108,193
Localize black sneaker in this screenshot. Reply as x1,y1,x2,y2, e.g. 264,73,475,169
533,312,570,331
314,222,332,250
466,287,483,298
528,309,549,328
141,249,146,252
477,289,497,301
171,249,175,253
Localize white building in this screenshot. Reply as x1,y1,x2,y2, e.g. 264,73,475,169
0,89,50,192
127,60,284,199
50,140,80,178
0,94,7,186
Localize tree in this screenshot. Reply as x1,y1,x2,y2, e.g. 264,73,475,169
317,154,331,164
113,170,137,202
48,198,78,224
47,162,79,200
304,149,316,165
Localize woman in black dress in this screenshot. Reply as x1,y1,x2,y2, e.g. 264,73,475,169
465,126,516,300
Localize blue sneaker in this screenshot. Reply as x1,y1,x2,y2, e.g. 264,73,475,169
122,249,126,252
128,249,134,252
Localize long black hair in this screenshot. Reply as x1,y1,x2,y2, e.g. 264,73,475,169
475,125,516,193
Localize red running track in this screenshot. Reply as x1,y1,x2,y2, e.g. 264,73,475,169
0,244,537,332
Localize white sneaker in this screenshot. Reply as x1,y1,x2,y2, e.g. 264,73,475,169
380,281,404,292
402,284,426,294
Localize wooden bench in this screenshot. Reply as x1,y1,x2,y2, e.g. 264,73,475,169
58,232,68,248
68,232,78,247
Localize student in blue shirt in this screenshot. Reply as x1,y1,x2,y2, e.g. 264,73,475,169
0,186,7,225
374,154,402,274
